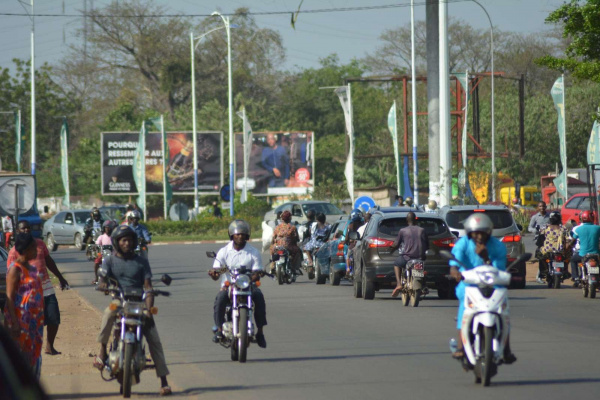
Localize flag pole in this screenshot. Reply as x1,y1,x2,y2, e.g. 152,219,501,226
562,73,568,203
243,107,248,203
161,115,168,220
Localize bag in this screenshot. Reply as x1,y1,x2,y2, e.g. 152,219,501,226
535,233,545,248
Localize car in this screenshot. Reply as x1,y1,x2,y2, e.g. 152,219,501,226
438,205,527,289
263,200,345,225
42,209,111,251
99,205,128,223
352,208,458,300
0,246,7,310
313,217,349,285
561,193,596,226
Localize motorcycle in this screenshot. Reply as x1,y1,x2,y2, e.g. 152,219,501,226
96,274,171,398
272,246,297,284
206,251,271,363
135,237,149,260
441,251,531,387
400,259,429,307
86,228,102,261
579,253,600,298
301,233,328,281
545,252,567,289
101,245,113,263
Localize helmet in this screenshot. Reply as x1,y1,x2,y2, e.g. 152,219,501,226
512,197,519,204
102,220,116,232
404,197,413,206
463,213,494,236
110,225,138,254
127,210,141,220
427,200,437,210
228,219,251,240
350,208,363,223
92,207,100,219
306,210,316,220
581,210,594,223
549,211,561,225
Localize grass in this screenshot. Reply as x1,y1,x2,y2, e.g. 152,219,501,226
152,231,263,242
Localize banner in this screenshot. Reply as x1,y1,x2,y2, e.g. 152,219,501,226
101,131,223,195
551,76,568,198
148,116,172,218
133,121,147,214
60,118,70,208
234,131,314,196
15,111,24,173
452,71,471,199
587,120,600,165
388,101,402,197
335,84,354,203
236,107,253,202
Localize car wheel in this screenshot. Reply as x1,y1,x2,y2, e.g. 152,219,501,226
330,266,341,286
74,233,84,250
46,234,58,252
353,263,363,298
315,263,326,285
361,265,375,300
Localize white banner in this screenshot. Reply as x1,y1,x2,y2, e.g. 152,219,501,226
335,84,355,203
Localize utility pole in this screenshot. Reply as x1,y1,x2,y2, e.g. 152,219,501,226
439,0,452,206
426,0,440,205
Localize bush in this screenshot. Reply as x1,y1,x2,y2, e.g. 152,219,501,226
146,214,263,238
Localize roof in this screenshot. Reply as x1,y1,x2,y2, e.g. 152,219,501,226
373,210,444,219
440,205,509,211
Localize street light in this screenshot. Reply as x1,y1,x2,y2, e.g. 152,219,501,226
471,0,495,201
190,18,238,217
211,11,235,217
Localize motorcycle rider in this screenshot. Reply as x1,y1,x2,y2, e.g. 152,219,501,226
343,209,364,277
424,199,438,214
538,211,572,282
209,220,267,348
95,225,171,396
84,208,104,245
388,211,428,297
449,213,516,364
303,212,330,269
301,209,317,245
571,210,600,287
127,210,151,244
92,220,115,285
528,201,551,284
270,210,301,278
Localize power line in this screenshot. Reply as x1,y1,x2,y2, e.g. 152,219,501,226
0,0,471,18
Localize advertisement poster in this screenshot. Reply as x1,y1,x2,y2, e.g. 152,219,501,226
235,131,314,195
102,132,223,195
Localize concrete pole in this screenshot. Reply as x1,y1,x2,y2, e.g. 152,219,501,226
439,0,452,206
190,31,199,216
226,16,234,217
426,0,440,204
410,0,419,205
30,0,36,175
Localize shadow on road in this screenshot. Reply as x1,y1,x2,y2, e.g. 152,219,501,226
50,392,122,399
494,377,600,386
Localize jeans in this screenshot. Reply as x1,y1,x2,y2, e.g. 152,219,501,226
214,288,267,330
570,253,582,280
97,300,170,377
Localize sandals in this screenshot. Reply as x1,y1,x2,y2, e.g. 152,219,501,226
391,286,403,298
160,386,172,396
451,349,465,359
93,356,105,371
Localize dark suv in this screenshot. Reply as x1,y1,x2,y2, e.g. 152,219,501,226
352,209,457,300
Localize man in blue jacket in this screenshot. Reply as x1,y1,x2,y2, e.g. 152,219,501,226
261,133,290,187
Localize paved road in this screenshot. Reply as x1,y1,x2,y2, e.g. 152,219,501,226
50,239,600,399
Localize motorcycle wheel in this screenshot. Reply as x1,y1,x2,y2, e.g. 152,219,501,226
410,289,421,307
276,265,283,285
330,268,341,286
401,291,410,307
583,283,589,298
122,342,134,398
238,308,249,363
231,341,238,361
315,264,326,285
308,266,315,280
480,327,494,387
590,283,597,299
553,274,561,289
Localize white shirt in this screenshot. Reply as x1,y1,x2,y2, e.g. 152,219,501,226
212,241,263,287
3,217,13,233
572,223,583,253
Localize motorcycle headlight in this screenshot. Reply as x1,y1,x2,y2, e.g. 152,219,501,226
235,275,251,290
123,301,144,316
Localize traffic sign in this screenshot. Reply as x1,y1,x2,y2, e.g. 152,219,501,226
354,196,376,212
0,176,36,216
220,184,231,202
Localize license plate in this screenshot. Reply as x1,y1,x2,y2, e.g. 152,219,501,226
588,266,600,274
412,270,424,278
554,262,564,269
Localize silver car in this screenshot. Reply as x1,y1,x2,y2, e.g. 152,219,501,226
263,200,345,225
438,205,526,289
42,209,111,251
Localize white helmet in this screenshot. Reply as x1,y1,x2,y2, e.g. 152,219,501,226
463,213,493,236
127,210,141,220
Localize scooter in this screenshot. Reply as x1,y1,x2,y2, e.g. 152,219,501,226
441,251,531,387
272,246,297,284
579,253,600,298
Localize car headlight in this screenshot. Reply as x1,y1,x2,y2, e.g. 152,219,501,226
123,301,144,316
235,275,251,290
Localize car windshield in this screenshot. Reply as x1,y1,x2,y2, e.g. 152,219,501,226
445,210,513,230
378,217,448,237
302,203,343,215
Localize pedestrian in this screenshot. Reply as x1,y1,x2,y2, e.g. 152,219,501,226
4,232,44,378
528,201,551,284
7,221,70,356
393,195,404,207
3,215,14,249
213,201,223,218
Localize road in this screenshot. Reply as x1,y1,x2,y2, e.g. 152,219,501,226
49,238,600,399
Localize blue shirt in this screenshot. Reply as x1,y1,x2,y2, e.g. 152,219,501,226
450,236,507,272
571,222,600,256
129,223,151,243
261,146,290,179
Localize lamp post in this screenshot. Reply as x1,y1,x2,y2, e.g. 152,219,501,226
212,11,235,217
472,0,495,201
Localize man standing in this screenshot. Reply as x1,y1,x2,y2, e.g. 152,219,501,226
389,212,428,297
7,220,70,355
261,133,290,187
3,215,13,249
528,201,551,284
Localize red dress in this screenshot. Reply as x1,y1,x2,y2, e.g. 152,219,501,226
271,222,301,258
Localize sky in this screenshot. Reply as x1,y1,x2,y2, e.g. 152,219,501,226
0,0,566,73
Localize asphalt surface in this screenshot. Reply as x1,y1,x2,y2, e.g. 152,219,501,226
49,236,600,399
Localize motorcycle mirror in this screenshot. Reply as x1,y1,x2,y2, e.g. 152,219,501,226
160,274,172,286
98,268,108,278
206,251,216,259
348,231,359,240
507,253,531,271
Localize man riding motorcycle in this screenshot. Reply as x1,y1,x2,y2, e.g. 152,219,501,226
571,210,600,287
95,225,171,396
92,220,115,285
209,220,268,348
449,213,516,364
343,208,364,277
127,210,151,244
84,208,105,245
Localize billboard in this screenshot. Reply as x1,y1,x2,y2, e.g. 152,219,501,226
235,131,314,195
102,131,223,195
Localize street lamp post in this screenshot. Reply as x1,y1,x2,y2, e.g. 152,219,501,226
472,0,495,201
212,11,235,217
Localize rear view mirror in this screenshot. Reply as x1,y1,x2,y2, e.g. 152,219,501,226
161,274,172,286
348,231,359,240
450,230,460,238
516,224,523,231
206,251,216,259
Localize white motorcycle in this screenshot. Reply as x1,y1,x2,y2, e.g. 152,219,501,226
441,251,531,387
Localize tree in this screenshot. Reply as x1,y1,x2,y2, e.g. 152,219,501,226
537,0,600,82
